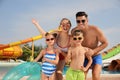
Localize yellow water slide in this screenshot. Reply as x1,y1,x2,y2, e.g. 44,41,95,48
0,29,56,59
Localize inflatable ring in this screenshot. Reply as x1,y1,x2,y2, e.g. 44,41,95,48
3,62,41,80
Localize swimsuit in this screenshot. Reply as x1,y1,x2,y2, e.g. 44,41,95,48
84,54,102,67
66,67,85,80
54,35,70,60
42,53,56,77
54,43,68,60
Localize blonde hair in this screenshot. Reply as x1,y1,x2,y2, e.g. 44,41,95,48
58,18,71,30
72,30,83,36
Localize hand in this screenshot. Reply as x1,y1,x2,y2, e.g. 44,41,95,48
32,18,38,25
42,57,48,62
86,48,94,57
81,66,87,72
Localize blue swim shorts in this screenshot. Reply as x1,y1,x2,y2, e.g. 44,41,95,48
84,54,102,67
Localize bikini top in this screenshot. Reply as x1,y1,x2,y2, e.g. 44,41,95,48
54,34,70,52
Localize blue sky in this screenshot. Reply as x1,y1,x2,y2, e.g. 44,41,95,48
0,0,120,51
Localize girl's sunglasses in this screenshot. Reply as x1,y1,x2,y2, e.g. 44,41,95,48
46,38,54,41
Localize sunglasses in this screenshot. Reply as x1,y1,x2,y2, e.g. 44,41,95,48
46,38,54,41
76,20,86,24
73,37,82,41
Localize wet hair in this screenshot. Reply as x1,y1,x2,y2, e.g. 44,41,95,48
60,18,72,27
76,11,88,18
45,32,57,38
72,30,83,36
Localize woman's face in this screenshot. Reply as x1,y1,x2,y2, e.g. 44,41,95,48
60,19,71,33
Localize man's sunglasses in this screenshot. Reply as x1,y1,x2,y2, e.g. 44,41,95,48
46,38,54,41
76,20,86,24
73,37,82,41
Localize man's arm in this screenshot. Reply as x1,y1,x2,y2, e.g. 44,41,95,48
93,27,108,55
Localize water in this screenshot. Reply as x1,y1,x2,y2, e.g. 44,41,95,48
1,63,120,79
63,66,120,75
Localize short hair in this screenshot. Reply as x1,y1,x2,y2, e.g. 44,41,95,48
76,11,88,18
72,30,83,36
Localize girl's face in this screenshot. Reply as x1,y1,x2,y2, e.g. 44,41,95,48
60,19,71,33
45,35,55,46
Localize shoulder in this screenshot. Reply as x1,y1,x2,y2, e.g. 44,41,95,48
41,49,46,54
89,25,102,32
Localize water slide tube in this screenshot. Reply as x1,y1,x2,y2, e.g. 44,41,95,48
102,45,120,60
3,62,41,80
0,29,57,50
0,46,22,58
0,29,59,59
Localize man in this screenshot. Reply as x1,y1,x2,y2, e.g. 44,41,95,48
71,11,108,80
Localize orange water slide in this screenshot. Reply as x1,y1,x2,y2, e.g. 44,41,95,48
0,29,58,59
0,35,42,59
0,35,43,50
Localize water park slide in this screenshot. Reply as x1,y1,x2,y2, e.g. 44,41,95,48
102,45,120,66
0,29,58,50
3,62,41,80
0,46,22,58
0,34,42,59
0,29,58,59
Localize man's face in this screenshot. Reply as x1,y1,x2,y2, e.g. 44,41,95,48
76,16,88,29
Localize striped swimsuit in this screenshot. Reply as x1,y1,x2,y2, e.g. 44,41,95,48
42,53,56,77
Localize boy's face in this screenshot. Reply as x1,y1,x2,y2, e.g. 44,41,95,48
72,34,84,45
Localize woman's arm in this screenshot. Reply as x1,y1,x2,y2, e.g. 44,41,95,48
32,18,46,37
65,47,72,64
32,18,60,37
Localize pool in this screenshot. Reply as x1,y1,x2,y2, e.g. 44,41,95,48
0,62,120,79
63,66,120,75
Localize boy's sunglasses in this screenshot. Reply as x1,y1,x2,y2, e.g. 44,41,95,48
46,38,54,41
73,37,82,41
76,20,86,24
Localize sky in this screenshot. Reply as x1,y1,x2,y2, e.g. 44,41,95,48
0,0,120,51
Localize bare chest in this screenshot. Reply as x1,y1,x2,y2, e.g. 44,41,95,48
82,32,98,48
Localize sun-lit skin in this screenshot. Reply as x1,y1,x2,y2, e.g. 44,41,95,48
32,18,71,80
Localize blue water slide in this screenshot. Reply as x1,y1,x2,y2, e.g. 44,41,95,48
3,62,41,80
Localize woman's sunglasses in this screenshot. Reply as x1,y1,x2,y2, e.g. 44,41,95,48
46,38,54,41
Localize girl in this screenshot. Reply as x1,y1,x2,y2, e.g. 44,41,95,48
34,32,60,80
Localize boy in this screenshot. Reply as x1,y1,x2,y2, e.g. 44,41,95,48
66,30,93,80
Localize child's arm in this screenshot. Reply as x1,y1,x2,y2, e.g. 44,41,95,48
43,49,59,65
32,18,46,37
84,54,92,70
83,48,93,71
65,47,72,64
34,50,44,62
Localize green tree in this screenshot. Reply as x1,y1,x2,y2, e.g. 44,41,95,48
18,43,44,61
